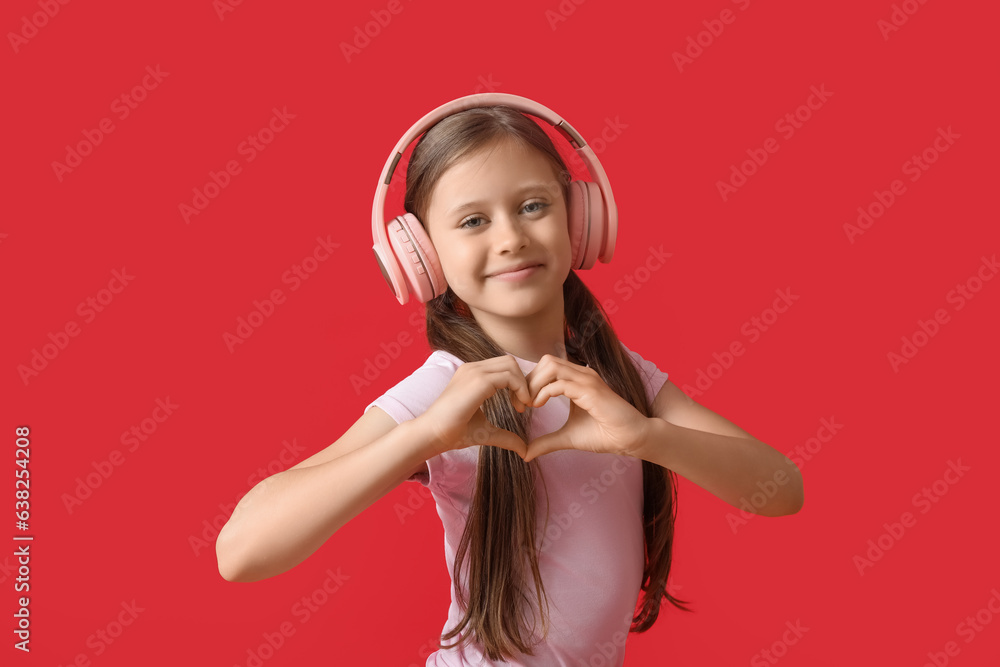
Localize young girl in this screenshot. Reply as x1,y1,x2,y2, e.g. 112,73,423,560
216,94,804,666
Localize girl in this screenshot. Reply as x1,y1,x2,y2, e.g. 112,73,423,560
216,95,804,666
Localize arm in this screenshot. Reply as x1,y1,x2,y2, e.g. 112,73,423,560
629,380,803,517
216,410,440,583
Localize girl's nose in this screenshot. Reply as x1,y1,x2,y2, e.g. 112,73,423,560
492,214,529,252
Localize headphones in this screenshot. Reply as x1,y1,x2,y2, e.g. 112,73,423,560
371,93,618,305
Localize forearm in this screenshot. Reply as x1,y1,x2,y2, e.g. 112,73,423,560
216,418,435,582
632,417,803,516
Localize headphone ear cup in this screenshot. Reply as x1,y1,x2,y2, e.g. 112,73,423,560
386,213,447,304
566,180,609,270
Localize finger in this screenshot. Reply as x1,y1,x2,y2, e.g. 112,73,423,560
474,355,535,412
470,369,528,409
490,357,532,410
489,430,528,459
533,378,595,408
505,356,533,409
497,372,531,412
526,360,587,405
466,411,525,453
507,380,529,412
523,431,565,462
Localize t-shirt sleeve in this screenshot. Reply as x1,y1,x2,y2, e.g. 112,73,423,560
619,341,670,407
363,351,461,486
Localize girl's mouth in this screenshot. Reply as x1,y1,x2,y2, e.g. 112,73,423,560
488,265,542,281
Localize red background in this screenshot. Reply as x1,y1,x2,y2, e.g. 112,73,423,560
3,0,999,665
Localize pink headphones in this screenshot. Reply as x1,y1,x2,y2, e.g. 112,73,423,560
371,93,618,305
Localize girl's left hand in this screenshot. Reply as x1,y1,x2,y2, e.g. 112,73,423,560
520,355,649,463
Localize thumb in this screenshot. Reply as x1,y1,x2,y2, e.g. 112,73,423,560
485,427,528,459
523,429,566,463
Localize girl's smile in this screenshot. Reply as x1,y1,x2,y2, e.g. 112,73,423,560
487,263,544,281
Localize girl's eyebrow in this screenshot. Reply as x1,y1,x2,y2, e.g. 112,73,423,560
446,182,556,216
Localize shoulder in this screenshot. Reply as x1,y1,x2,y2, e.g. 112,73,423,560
388,348,466,381
363,348,464,425
425,348,465,371
408,349,467,385
617,340,670,405
617,340,668,381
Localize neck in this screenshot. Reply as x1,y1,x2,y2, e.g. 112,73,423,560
467,295,569,364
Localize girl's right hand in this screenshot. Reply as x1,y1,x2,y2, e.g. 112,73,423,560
419,354,534,459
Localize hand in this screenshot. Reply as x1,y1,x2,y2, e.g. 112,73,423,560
521,355,650,463
419,355,533,458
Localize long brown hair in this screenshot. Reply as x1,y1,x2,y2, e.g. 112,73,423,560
403,104,691,660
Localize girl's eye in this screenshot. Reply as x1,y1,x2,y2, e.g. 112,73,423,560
458,202,548,229
459,216,484,230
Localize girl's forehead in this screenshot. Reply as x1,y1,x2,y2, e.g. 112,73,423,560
438,140,556,188
450,138,534,169
423,138,565,227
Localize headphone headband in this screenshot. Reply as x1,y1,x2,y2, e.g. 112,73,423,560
371,93,618,295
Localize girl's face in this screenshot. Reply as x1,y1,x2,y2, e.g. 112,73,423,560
424,138,572,322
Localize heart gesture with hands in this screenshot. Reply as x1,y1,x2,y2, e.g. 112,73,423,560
420,355,534,459
520,355,650,463
419,354,650,464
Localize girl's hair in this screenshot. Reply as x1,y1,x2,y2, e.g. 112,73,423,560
404,105,691,661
